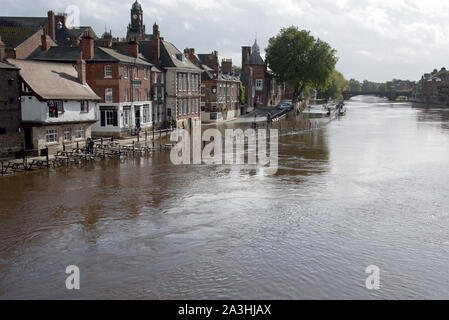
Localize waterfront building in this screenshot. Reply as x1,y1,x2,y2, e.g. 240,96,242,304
28,35,154,137
138,24,202,129
6,58,100,155
240,38,283,109
0,51,24,157
184,49,241,122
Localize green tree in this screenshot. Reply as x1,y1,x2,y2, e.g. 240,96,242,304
239,82,245,105
318,71,348,100
266,26,338,104
348,79,361,92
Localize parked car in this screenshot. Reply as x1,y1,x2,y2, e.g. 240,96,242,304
276,102,291,110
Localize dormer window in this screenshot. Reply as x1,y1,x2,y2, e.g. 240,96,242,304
123,66,128,79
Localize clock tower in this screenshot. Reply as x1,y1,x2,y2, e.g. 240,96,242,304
127,1,146,40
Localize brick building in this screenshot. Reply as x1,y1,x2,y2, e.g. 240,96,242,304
184,49,241,122
0,11,97,59
0,57,23,158
28,35,154,137
241,39,283,109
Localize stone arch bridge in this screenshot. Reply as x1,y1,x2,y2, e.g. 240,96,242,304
342,91,412,101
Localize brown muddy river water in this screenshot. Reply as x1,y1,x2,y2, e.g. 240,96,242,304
1,96,449,299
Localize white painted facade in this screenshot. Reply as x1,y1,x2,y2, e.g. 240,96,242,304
91,101,153,137
21,96,97,123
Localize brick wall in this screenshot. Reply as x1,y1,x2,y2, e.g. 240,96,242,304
0,67,24,156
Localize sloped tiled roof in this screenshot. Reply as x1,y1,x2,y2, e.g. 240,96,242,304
0,16,46,48
29,46,152,66
7,58,100,100
160,40,201,71
0,61,19,69
0,25,40,48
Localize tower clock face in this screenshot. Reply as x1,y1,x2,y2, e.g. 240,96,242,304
133,14,138,19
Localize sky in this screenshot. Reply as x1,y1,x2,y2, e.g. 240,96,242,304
3,0,449,82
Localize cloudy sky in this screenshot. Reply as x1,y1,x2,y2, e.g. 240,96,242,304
4,0,449,82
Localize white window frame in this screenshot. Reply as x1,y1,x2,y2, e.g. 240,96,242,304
75,127,85,139
123,109,130,127
46,129,58,143
104,65,112,78
63,128,71,141
105,110,115,126
105,88,113,103
256,79,263,91
123,65,128,79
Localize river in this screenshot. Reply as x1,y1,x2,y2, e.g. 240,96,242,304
1,96,449,299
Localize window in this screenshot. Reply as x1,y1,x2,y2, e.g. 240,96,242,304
48,100,63,118
134,89,140,102
183,100,187,115
161,87,164,101
144,68,148,80
105,88,113,103
143,105,150,123
75,127,85,139
161,73,164,84
123,65,128,79
124,88,128,102
80,101,89,113
101,110,118,127
183,74,187,91
178,74,182,91
123,109,130,127
46,129,58,143
153,72,157,84
105,65,112,78
134,67,138,79
256,79,263,91
63,128,71,141
191,74,195,92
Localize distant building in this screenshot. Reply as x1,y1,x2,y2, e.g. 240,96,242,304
0,11,97,58
240,38,283,110
7,58,100,154
184,49,241,122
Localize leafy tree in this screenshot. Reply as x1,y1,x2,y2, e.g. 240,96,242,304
348,79,361,92
266,26,338,104
318,71,348,100
239,82,245,105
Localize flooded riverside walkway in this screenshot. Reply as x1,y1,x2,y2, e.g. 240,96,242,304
1,96,449,299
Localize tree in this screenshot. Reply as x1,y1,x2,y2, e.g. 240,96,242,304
266,26,338,104
317,71,348,100
348,79,361,92
239,82,245,105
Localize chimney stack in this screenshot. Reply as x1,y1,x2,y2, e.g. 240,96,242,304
128,38,139,58
242,46,251,66
0,36,5,61
47,11,56,40
152,22,160,64
81,35,94,59
222,59,233,74
41,29,50,51
77,53,87,85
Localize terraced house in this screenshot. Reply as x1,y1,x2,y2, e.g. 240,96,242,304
28,35,154,137
184,49,241,122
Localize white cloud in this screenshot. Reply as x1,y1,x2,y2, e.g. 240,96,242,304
3,0,449,82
